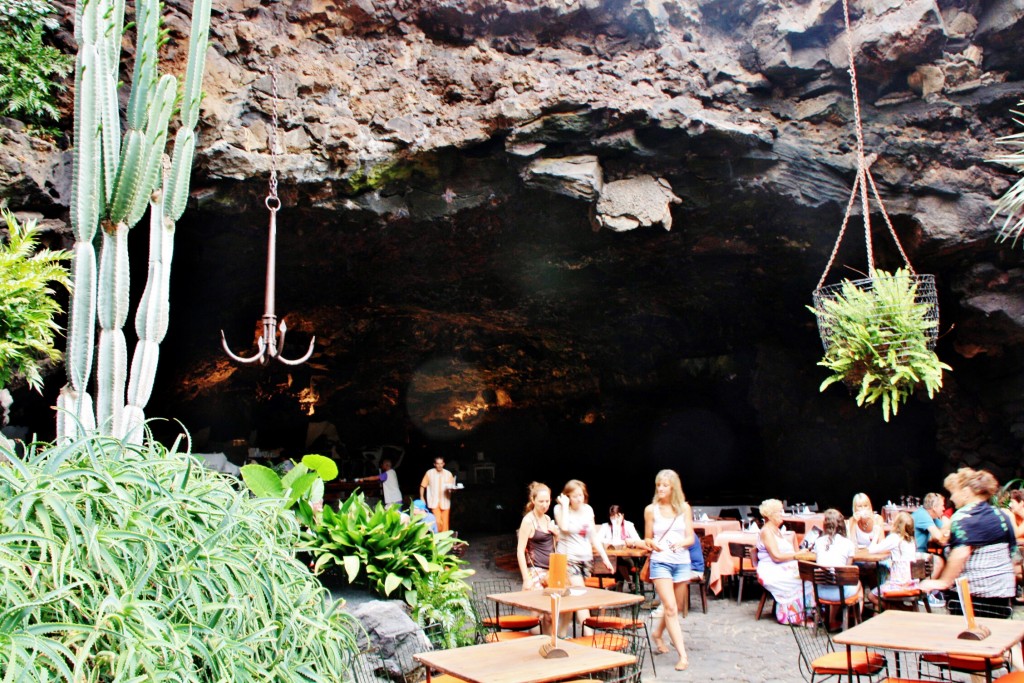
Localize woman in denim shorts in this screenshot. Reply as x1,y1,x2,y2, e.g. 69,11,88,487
642,469,694,672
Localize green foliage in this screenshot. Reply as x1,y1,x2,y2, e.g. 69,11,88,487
0,209,70,392
0,431,361,682
241,453,338,520
990,102,1024,247
810,268,950,422
308,491,473,599
406,569,477,648
0,0,73,123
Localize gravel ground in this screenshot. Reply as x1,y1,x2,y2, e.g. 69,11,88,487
459,532,1006,682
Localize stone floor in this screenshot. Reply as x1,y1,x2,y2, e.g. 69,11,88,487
459,532,1008,682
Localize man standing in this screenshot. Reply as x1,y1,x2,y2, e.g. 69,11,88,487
912,492,950,578
420,456,456,532
356,458,402,507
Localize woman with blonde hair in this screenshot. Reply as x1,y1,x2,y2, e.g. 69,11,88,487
554,479,613,635
920,467,1017,614
756,498,810,624
867,511,917,608
847,493,886,548
643,469,693,671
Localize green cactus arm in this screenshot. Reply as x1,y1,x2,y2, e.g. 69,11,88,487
95,329,127,435
75,0,103,48
103,0,125,76
126,0,159,131
134,195,168,341
98,66,120,205
180,0,212,131
165,130,195,221
71,46,102,243
125,74,176,227
96,227,130,331
126,339,160,414
108,130,145,225
65,243,97,393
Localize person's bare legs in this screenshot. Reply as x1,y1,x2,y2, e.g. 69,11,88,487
557,574,590,637
650,577,688,670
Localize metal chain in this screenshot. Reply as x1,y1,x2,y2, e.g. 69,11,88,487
266,68,281,211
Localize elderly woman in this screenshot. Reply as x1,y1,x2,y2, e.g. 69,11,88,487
920,468,1017,614
847,493,886,548
757,498,811,624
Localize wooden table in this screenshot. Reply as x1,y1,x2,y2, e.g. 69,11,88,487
489,587,644,617
833,609,1024,683
414,634,636,683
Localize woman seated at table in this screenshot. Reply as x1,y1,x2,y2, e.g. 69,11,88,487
919,467,1017,615
865,511,917,608
812,509,861,626
1005,489,1024,545
847,493,885,548
599,504,643,583
757,498,812,624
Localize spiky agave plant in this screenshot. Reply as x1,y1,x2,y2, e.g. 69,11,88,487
990,100,1024,246
57,0,211,443
810,268,950,421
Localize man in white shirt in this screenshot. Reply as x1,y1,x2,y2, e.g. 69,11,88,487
419,456,456,532
356,458,402,507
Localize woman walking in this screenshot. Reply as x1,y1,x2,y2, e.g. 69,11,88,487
554,479,613,635
643,469,694,671
516,482,559,591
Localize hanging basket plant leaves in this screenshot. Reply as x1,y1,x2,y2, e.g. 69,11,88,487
810,268,950,421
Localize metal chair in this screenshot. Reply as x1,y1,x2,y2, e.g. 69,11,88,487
559,631,646,682
917,598,1012,680
468,578,540,637
878,557,934,613
581,593,656,677
789,622,888,682
684,536,720,615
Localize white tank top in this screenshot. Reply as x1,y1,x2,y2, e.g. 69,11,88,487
650,504,690,565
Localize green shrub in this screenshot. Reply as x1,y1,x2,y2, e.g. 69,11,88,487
810,268,950,421
0,0,73,124
407,568,477,649
0,208,70,392
308,491,473,599
0,432,361,682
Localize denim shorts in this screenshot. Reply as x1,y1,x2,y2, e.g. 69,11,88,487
649,561,691,582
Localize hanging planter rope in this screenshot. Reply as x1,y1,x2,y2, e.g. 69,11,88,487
809,0,948,420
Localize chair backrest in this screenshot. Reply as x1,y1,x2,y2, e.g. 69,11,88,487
349,648,384,683
718,508,743,521
947,598,1013,619
748,545,759,569
789,622,836,678
909,556,933,580
729,542,754,572
469,578,515,614
812,565,859,587
590,631,645,683
785,519,807,535
797,560,817,584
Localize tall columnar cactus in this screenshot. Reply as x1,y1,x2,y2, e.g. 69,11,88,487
57,0,212,442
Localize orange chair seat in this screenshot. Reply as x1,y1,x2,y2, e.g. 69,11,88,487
921,652,1005,671
881,588,921,599
812,651,886,675
583,616,641,630
430,676,471,683
482,614,540,630
483,631,533,642
817,587,863,606
878,679,933,682
996,673,1024,682
567,634,630,651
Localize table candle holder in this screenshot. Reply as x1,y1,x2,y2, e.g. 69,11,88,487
539,593,568,659
546,553,569,595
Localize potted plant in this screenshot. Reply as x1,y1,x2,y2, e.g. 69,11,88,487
810,267,950,421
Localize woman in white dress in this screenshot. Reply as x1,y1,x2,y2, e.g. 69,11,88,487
756,498,811,623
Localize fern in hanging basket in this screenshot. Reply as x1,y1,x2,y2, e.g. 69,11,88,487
810,268,950,421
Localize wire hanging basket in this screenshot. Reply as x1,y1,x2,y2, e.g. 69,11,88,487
811,273,940,355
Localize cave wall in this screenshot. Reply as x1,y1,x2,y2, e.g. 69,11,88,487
3,0,1024,512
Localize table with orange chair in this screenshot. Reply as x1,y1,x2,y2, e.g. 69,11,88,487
709,529,797,595
693,518,742,542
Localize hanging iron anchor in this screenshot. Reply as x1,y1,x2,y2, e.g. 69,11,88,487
221,195,315,366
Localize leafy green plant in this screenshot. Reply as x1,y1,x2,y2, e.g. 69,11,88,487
308,491,473,598
241,453,338,520
407,568,477,648
990,101,1024,246
0,208,70,392
0,0,72,124
0,431,361,682
810,268,950,421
